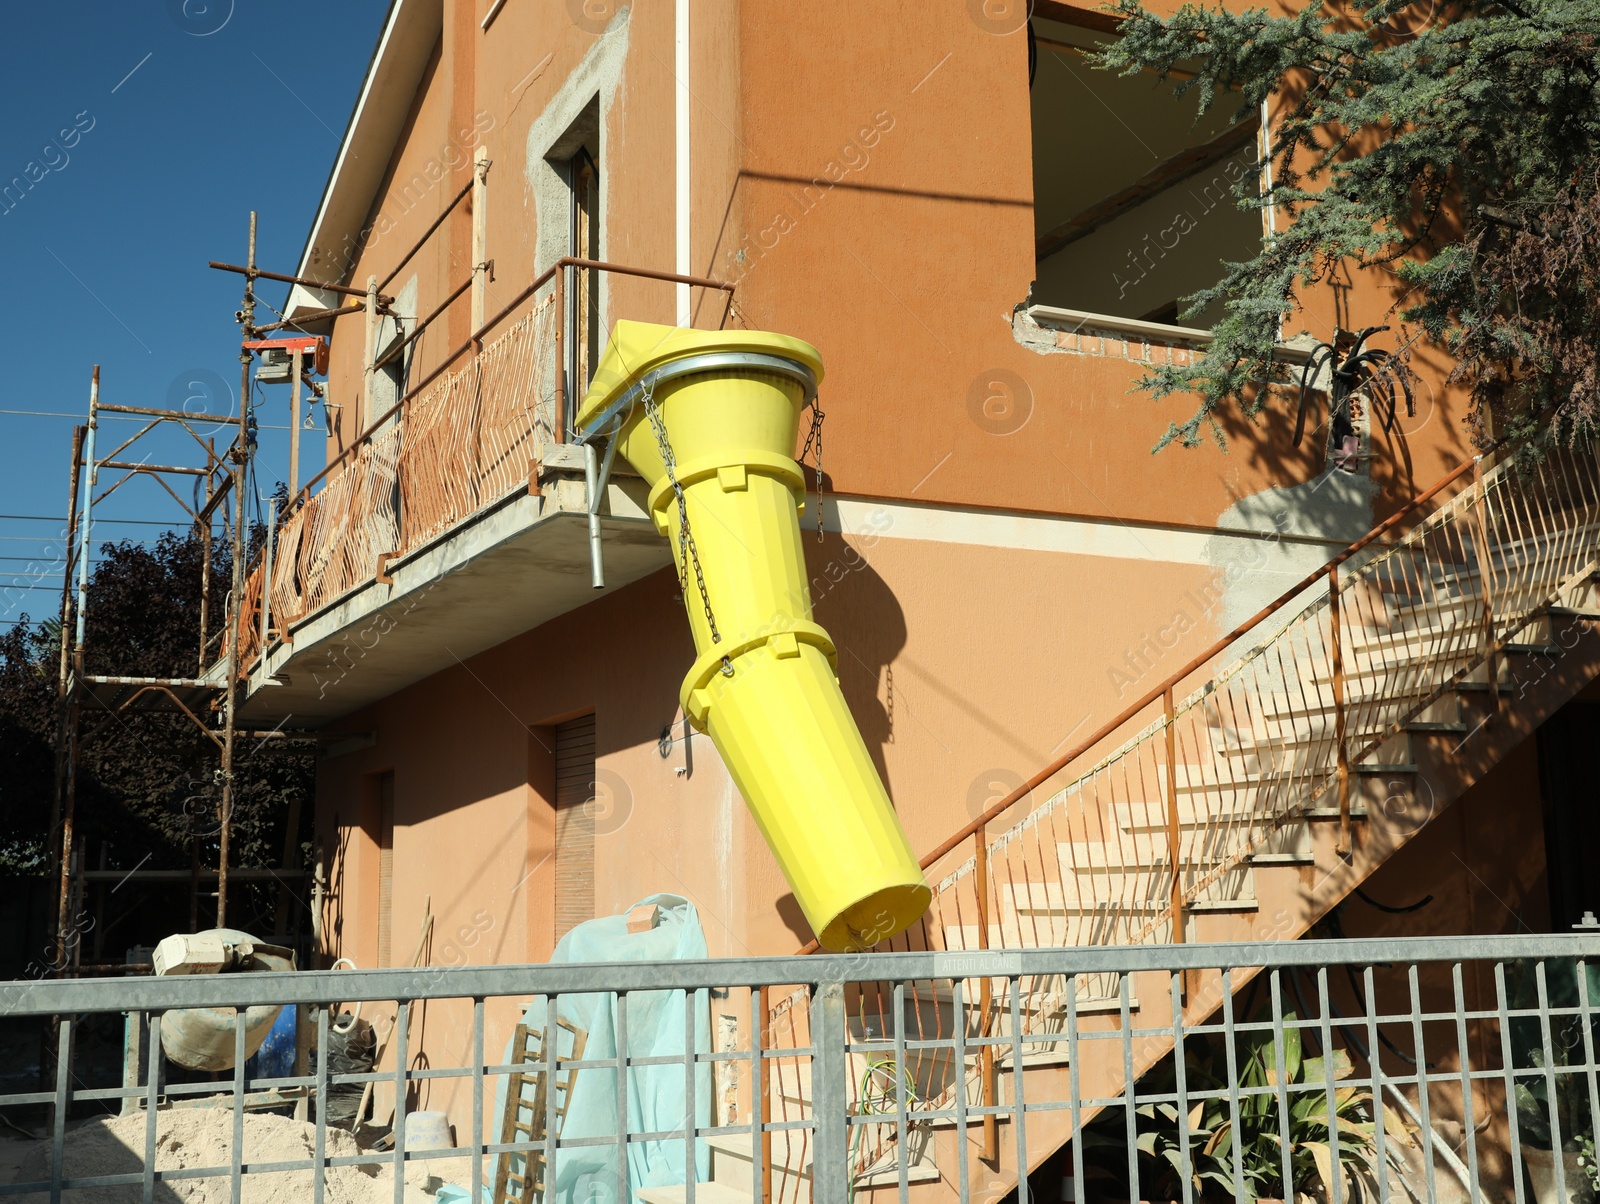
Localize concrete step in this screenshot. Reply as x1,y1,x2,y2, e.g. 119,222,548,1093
707,1130,811,1192
638,1184,753,1204
708,1125,940,1191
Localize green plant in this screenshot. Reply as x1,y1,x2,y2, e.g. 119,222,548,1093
1578,1134,1600,1196
1508,958,1600,1154
1087,1020,1409,1203
1096,0,1600,456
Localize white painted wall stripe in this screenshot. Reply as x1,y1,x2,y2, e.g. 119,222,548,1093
823,494,1341,566
675,0,691,327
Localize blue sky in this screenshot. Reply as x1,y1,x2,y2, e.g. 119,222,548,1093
0,1,389,630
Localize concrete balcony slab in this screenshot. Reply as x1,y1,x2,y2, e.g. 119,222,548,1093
222,474,669,726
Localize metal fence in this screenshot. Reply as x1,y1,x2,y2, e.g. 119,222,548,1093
4,934,1600,1204
767,448,1600,1190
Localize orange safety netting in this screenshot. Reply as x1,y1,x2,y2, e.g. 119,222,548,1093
230,295,560,669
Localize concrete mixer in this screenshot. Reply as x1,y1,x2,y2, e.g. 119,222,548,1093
152,929,296,1071
575,322,930,950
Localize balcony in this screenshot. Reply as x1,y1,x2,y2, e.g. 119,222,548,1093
217,261,731,726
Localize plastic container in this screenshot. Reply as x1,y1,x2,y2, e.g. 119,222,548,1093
577,321,930,950
405,1110,454,1151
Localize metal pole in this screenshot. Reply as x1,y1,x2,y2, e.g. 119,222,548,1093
363,275,379,431
73,369,98,651
1329,563,1351,858
261,496,277,650
554,268,567,444
289,347,303,497
56,425,85,698
58,369,97,972
585,432,617,590
198,438,214,674
472,148,489,347
218,211,255,928
47,424,85,921
758,983,772,1204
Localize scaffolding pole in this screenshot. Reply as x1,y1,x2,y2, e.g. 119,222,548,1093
48,209,321,983
216,210,256,929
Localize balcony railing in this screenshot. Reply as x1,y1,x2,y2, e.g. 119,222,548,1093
226,259,735,672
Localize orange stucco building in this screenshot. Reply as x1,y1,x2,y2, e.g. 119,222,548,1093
219,0,1600,1191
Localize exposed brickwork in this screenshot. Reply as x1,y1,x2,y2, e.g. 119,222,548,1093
1013,306,1209,367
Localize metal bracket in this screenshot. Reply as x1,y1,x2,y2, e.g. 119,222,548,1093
572,351,817,445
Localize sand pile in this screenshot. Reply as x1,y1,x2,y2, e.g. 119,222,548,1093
19,1106,464,1203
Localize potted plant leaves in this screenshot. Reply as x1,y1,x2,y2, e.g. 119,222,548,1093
1508,959,1600,1204
1082,1018,1407,1204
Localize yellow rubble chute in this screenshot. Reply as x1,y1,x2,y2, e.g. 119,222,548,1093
576,320,929,951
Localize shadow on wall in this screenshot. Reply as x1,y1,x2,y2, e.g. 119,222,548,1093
771,523,909,947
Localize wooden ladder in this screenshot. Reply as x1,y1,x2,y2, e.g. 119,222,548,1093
494,1017,588,1204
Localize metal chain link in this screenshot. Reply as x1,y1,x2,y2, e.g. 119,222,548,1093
641,382,734,675
800,401,825,543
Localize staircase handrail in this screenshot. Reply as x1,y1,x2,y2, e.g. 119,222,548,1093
797,447,1489,955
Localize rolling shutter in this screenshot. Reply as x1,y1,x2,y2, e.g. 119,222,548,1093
553,715,596,940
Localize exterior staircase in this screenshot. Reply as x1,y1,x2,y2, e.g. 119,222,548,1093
746,447,1600,1202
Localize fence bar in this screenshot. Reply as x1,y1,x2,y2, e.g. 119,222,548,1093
472,998,485,1202
812,982,848,1204
1497,960,1529,1204
231,1010,246,1204
750,987,766,1204
1410,962,1442,1204
314,1003,329,1204
893,979,909,1201
51,1015,71,1202
1450,962,1484,1204
954,978,971,1201
684,989,696,1204
1172,970,1194,1204
392,1002,408,1204
1220,968,1246,1204
1011,975,1028,1204
758,983,772,1204
616,991,630,1203
143,1010,161,1204
1364,964,1390,1204
1268,970,1293,1201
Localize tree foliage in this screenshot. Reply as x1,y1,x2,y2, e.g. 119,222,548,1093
0,529,313,939
1098,0,1600,453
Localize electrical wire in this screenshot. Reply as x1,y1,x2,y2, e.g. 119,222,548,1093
848,1055,921,1203
0,514,187,525
1354,886,1435,914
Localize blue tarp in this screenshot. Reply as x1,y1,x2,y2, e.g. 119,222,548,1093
492,894,712,1204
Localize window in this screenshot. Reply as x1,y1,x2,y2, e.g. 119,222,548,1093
553,713,596,940
567,145,601,391
1029,17,1264,326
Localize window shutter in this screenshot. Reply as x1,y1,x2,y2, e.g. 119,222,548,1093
553,715,596,940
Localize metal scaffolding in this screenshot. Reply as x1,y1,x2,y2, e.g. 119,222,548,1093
47,212,323,976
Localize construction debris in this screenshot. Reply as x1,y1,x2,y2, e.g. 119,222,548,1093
21,1106,456,1203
